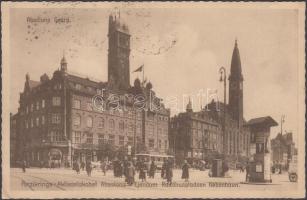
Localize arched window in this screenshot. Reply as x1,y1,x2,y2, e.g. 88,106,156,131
109,119,115,129
74,114,81,126
87,116,93,127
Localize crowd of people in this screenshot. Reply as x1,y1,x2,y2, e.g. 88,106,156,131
71,157,191,185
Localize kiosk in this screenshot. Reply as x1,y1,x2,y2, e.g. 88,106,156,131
245,116,278,183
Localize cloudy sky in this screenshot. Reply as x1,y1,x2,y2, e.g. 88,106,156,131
9,3,302,141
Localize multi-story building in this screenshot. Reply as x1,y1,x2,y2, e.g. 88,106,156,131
12,14,170,167
170,100,223,163
271,132,297,168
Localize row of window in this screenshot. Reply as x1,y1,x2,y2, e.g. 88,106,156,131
25,114,61,128
73,131,138,146
73,115,141,132
25,97,61,114
72,131,168,149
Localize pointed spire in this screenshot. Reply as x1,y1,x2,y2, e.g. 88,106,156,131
229,39,243,81
186,97,193,112
60,52,67,72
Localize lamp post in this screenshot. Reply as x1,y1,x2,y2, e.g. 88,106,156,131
219,67,227,155
279,115,285,174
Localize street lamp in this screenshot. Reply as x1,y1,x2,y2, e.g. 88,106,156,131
219,67,227,155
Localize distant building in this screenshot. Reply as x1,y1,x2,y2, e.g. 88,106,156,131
271,132,296,167
11,14,170,167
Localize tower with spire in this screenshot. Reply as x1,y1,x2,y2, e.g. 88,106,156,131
108,13,131,91
228,39,244,127
60,54,67,72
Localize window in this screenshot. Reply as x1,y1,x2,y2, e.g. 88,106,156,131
36,117,39,126
127,137,133,145
31,118,34,127
149,139,154,148
25,120,29,129
42,99,45,108
75,84,81,90
109,119,115,129
26,106,29,114
119,136,125,146
74,114,81,126
51,114,61,124
74,100,81,109
31,104,34,112
158,139,162,149
119,121,124,131
74,131,81,144
41,116,45,125
98,118,104,128
86,133,93,144
87,116,93,127
98,134,105,145
108,135,115,145
48,131,61,142
86,102,92,111
36,101,40,110
52,97,61,106
165,140,168,149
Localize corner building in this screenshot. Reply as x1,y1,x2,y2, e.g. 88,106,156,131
13,14,170,167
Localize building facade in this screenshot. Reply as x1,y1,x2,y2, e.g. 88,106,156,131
170,101,223,163
12,14,170,167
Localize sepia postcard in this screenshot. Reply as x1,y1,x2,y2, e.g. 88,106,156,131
1,1,305,199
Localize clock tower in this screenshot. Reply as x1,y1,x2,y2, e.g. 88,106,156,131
228,39,244,127
108,14,131,90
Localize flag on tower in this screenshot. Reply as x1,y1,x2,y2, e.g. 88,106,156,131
133,64,144,73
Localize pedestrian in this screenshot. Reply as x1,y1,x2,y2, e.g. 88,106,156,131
75,161,80,174
123,158,129,182
118,161,123,178
86,160,92,177
245,162,250,182
149,160,156,178
81,161,85,171
101,160,107,176
222,161,229,177
181,160,190,182
22,160,27,173
165,160,173,184
127,162,135,186
139,160,146,182
161,159,167,179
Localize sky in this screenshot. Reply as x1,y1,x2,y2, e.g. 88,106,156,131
9,3,301,142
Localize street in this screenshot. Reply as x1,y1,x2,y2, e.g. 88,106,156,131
10,168,297,191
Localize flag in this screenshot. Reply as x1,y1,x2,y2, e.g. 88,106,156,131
133,65,144,73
